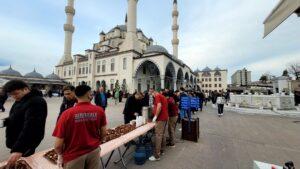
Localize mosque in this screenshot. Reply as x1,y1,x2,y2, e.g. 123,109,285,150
56,0,198,93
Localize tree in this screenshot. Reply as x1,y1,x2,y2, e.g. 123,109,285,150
287,63,300,80
259,75,268,83
282,69,289,77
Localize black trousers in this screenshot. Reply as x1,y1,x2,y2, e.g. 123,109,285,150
0,103,5,112
218,104,224,115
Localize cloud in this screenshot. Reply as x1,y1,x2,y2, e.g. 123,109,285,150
0,15,63,75
0,59,10,66
177,0,300,81
246,52,300,78
0,0,299,82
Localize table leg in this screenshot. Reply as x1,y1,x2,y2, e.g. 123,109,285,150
118,147,127,169
104,150,115,168
100,158,105,169
114,144,130,164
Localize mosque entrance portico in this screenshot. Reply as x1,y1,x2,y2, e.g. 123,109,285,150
134,60,161,92
184,72,189,88
164,62,176,90
176,68,184,89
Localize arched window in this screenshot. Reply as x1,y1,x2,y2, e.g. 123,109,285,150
111,58,115,72
102,60,106,73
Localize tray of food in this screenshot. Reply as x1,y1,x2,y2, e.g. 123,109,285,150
103,124,136,143
0,160,32,169
43,149,58,164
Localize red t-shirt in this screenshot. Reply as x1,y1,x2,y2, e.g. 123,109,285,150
168,97,178,117
53,102,107,163
153,93,169,121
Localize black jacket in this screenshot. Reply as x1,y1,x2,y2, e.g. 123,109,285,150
57,97,76,120
4,89,47,156
0,93,8,104
123,95,143,116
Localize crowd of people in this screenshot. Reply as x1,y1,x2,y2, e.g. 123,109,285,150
0,79,229,169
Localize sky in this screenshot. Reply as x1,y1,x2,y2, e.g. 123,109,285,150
0,0,299,82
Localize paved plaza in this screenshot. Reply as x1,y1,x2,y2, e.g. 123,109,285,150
0,97,300,169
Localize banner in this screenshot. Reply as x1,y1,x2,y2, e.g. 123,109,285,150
191,97,200,109
180,96,191,110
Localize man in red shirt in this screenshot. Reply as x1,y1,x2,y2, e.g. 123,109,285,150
53,85,107,169
148,88,169,161
164,91,178,147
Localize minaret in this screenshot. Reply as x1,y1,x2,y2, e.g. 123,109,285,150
59,0,75,65
172,0,179,58
120,0,141,53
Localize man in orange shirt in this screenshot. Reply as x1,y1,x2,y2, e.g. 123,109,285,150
148,89,169,161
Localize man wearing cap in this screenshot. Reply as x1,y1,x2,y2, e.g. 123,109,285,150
53,85,107,169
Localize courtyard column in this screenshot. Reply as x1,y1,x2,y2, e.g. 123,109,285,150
173,78,177,90
132,77,136,93
160,75,165,90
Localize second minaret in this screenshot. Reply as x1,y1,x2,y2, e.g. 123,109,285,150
172,0,179,59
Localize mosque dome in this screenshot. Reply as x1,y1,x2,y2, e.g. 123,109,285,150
0,66,22,77
145,45,169,54
46,72,60,80
214,67,221,71
24,69,44,79
202,66,212,72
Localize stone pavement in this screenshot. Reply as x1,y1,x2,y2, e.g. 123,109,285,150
108,104,300,169
1,97,300,169
0,97,125,161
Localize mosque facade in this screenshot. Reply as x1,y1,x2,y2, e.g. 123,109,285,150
56,0,198,93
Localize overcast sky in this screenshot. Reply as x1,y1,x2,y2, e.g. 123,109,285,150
0,0,299,82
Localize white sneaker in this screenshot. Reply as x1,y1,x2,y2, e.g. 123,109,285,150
149,156,160,161
221,113,224,116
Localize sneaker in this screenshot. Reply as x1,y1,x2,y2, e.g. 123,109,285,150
149,156,160,161
167,143,176,148
221,113,224,116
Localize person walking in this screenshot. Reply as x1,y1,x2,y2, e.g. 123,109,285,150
114,89,119,105
53,85,107,169
179,87,189,120
123,92,144,124
94,86,108,110
164,91,178,147
0,89,8,112
119,90,123,103
198,91,205,111
2,80,47,168
148,89,169,161
57,85,77,121
216,91,226,116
